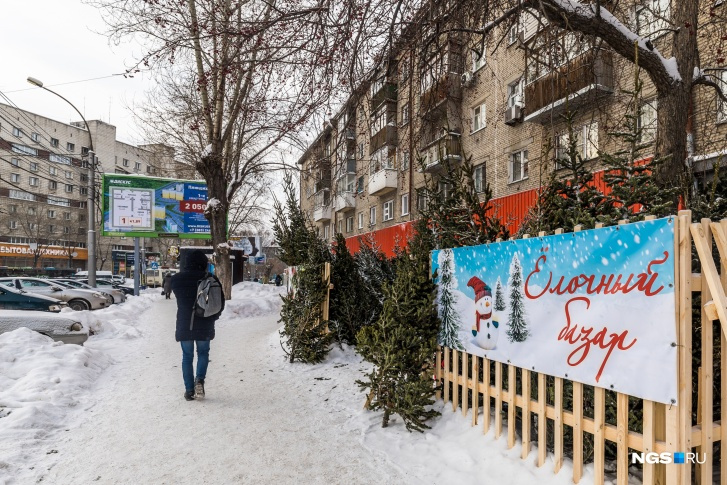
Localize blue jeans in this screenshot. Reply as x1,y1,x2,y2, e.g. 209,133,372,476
180,340,210,391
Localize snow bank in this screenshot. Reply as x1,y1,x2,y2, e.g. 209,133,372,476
218,282,286,322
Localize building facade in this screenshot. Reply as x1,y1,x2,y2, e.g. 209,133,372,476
0,103,184,272
298,1,727,256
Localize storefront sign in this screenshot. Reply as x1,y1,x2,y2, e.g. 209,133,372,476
0,243,88,260
432,218,677,405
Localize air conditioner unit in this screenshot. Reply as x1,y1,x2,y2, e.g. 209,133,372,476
504,105,523,126
461,71,475,87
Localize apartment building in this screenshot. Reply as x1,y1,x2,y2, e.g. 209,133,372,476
298,0,727,255
0,103,179,271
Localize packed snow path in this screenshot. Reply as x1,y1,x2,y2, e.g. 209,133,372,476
38,296,409,484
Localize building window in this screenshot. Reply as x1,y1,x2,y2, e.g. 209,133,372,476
417,191,429,212
400,150,410,171
31,132,40,143
10,173,20,183
509,150,529,183
135,162,141,171
80,187,88,195
346,216,354,233
50,137,59,147
369,206,376,226
48,196,71,207
636,0,670,39
507,78,525,108
48,210,56,219
147,166,153,173
67,142,75,152
555,122,599,168
9,221,17,230
80,173,88,182
79,214,86,222
9,190,36,201
9,205,17,213
64,212,71,220
358,143,364,159
323,224,329,240
48,225,56,234
12,126,22,137
12,144,37,156
472,47,486,71
48,166,56,176
336,219,343,234
474,165,485,192
401,103,410,126
358,211,364,229
49,180,57,190
718,70,727,123
471,102,486,133
357,176,364,193
123,158,130,167
50,154,71,165
65,171,73,179
64,226,70,234
29,177,39,187
383,200,394,221
638,99,658,142
401,193,409,216
28,207,36,215
11,158,19,167
81,146,89,156
507,22,519,45
370,105,386,137
29,162,38,171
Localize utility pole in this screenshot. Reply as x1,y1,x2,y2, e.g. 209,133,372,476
87,151,97,287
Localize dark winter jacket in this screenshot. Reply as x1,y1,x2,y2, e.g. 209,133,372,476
171,251,225,342
162,273,173,294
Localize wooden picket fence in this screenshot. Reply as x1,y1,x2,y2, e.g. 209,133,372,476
434,211,727,485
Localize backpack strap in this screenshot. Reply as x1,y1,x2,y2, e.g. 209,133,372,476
189,272,213,331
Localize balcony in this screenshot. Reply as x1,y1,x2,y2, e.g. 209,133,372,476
420,74,462,117
420,133,462,173
313,205,332,222
314,179,331,193
368,168,398,196
370,124,398,153
333,192,356,212
371,82,398,109
524,50,614,124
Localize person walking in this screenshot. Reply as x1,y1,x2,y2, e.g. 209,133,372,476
162,272,173,299
170,250,225,401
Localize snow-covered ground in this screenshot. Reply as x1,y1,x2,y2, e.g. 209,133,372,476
0,282,631,484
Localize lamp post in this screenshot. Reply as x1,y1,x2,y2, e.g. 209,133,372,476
27,77,97,287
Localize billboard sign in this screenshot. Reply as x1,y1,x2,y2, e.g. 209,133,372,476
101,174,210,238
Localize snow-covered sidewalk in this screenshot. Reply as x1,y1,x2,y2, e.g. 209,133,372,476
1,283,606,484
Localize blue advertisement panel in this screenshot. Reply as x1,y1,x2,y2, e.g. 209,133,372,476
432,217,677,405
101,174,211,238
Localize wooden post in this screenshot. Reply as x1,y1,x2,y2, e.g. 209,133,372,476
495,362,503,439
594,387,606,484
554,376,563,473
720,219,727,485
436,346,442,400
616,393,629,485
699,219,713,484
444,347,450,404
521,368,531,460
537,372,546,468
472,354,479,426
572,224,584,484
452,349,459,412
483,357,491,434
642,399,656,485
462,352,469,417
507,364,516,449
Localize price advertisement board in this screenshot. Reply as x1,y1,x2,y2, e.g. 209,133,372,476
101,174,211,239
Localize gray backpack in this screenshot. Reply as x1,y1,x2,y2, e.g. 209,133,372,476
190,273,224,329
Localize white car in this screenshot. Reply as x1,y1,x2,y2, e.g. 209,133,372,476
0,310,89,345
0,277,110,311
52,278,126,304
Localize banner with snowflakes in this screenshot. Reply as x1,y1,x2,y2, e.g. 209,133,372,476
432,217,677,405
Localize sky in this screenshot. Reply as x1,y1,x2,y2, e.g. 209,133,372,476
0,0,154,145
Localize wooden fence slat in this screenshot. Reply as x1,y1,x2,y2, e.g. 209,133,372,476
521,369,531,460
483,358,491,434
594,387,605,485
444,347,450,404
495,362,503,439
616,393,629,485
691,222,727,335
642,399,655,485
472,355,479,426
554,377,563,473
452,349,459,412
462,352,469,417
720,219,727,485
436,346,442,400
508,364,516,449
699,218,713,485
537,372,546,467
573,382,583,483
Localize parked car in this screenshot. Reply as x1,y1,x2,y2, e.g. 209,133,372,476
77,278,135,296
0,310,88,345
0,284,67,312
0,277,110,311
52,278,126,304
73,271,126,285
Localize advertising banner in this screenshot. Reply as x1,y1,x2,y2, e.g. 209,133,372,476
101,174,210,238
432,217,677,405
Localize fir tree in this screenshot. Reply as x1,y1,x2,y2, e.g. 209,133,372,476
436,248,463,350
329,233,365,345
506,253,529,343
355,235,395,329
272,172,314,266
494,276,505,312
356,240,440,432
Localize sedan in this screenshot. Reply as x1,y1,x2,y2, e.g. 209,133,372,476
0,310,88,345
0,284,67,312
52,278,126,304
78,279,134,296
0,277,110,311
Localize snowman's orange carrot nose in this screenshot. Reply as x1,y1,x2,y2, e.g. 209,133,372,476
485,301,490,307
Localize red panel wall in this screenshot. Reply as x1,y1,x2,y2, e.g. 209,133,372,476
344,221,416,258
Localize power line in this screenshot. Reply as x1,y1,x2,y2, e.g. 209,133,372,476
2,72,147,94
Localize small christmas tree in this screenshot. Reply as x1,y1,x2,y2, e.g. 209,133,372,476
357,231,440,432
437,248,463,350
329,233,366,345
494,276,505,312
506,253,529,343
354,235,395,328
272,172,315,266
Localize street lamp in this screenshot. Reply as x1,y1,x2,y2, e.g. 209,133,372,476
27,76,97,287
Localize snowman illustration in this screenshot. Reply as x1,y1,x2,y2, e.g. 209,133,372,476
467,276,500,350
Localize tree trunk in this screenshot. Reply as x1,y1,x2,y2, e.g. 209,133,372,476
205,159,232,300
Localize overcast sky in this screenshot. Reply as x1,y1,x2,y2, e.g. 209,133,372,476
0,0,153,145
